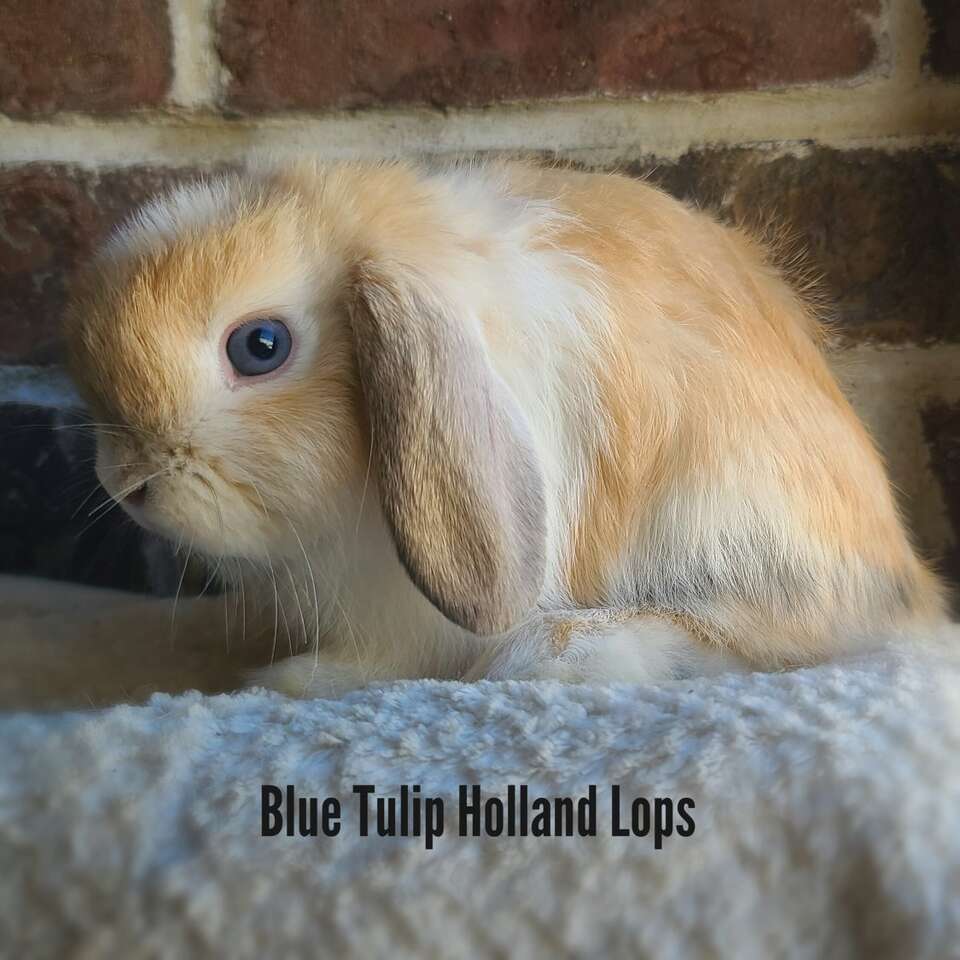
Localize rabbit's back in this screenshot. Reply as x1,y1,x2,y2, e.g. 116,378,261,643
490,163,947,661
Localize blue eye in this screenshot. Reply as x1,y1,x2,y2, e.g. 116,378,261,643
226,318,292,377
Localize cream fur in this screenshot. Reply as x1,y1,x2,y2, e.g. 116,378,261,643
60,159,950,699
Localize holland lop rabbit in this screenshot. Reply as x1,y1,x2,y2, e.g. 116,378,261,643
65,159,948,696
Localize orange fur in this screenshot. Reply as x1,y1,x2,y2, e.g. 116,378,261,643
494,165,945,653
61,157,949,696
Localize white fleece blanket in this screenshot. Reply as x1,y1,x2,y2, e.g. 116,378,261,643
3,641,960,960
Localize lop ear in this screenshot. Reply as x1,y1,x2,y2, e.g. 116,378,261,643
348,264,546,635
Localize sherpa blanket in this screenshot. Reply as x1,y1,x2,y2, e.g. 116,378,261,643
2,633,960,960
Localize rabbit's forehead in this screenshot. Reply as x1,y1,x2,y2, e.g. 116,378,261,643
75,221,323,433
139,210,313,323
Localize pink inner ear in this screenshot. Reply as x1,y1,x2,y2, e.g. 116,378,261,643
350,272,546,635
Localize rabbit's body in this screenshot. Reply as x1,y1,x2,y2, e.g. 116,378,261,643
66,160,948,696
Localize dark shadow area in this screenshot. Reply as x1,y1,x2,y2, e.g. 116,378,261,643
0,402,185,594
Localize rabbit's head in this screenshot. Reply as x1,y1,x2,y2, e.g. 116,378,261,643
66,164,546,634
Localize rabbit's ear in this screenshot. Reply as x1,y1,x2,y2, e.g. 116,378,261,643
349,265,546,635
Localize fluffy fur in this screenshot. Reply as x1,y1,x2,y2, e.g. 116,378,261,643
64,159,950,696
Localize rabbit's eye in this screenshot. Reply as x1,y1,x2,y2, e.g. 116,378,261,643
226,318,292,377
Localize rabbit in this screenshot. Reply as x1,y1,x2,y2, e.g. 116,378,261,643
64,158,950,698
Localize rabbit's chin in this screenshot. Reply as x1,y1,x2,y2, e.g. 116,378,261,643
128,507,267,565
118,500,169,540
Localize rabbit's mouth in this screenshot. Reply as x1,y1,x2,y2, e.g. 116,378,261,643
110,481,175,541
117,484,150,526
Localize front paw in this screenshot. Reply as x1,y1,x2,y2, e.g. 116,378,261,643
247,653,375,699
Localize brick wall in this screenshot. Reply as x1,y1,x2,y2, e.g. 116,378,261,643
0,0,958,597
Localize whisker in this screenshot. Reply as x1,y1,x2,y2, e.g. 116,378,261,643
275,563,293,657
284,511,368,683
70,483,106,521
68,463,153,521
98,461,152,471
207,490,234,654
238,560,247,652
240,477,285,662
52,420,151,438
222,579,231,654
267,556,281,666
283,559,309,651
75,500,127,540
169,540,195,651
87,468,165,521
355,428,374,543
248,479,270,520
197,556,223,599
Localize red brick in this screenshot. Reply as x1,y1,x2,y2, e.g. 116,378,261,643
218,0,881,112
924,0,960,78
0,0,171,116
0,167,188,364
632,147,960,344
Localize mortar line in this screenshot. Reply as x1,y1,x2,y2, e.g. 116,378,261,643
885,0,933,87
2,79,960,168
168,0,224,109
